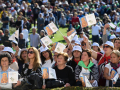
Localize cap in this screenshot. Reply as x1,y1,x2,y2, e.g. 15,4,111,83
104,41,114,48
12,40,18,45
75,40,81,45
11,7,14,10
2,47,14,54
110,35,116,40
40,46,48,53
72,45,82,52
92,42,99,47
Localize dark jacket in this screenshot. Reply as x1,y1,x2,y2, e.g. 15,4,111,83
18,39,26,49
67,60,77,71
1,35,11,47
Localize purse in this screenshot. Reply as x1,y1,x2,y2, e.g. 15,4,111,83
46,79,65,88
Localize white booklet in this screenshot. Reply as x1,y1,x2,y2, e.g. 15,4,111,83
67,31,76,42
48,22,58,33
0,71,18,83
41,67,57,79
109,23,116,29
54,42,66,53
40,36,53,47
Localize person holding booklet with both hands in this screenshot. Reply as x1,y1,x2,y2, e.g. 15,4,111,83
0,52,21,89
104,50,120,87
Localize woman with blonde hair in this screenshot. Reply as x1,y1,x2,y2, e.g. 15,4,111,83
21,47,42,89
104,50,120,87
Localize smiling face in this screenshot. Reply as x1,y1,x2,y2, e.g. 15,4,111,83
1,57,9,68
42,51,50,60
110,53,120,64
103,44,113,55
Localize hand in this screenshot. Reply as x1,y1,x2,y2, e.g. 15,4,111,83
64,83,70,87
15,81,21,87
42,85,46,89
113,81,116,84
83,36,88,43
63,36,68,41
15,46,19,52
104,24,110,29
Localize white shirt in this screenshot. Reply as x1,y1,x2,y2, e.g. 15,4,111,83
42,59,55,68
92,25,101,35
22,29,29,42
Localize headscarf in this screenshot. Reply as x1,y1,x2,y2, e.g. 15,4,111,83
38,13,43,19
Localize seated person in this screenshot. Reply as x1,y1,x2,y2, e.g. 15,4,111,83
75,50,99,87
104,50,120,87
59,14,66,27
42,52,75,89
0,52,21,89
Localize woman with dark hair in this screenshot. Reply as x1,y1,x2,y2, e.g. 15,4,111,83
17,48,28,73
0,52,21,89
75,50,99,87
40,46,55,68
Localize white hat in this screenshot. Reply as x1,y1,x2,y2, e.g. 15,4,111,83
104,41,114,48
20,48,28,55
11,7,14,10
2,47,14,54
110,35,116,40
21,6,24,10
12,40,18,45
92,42,99,47
75,40,81,45
40,46,48,53
72,45,82,52
41,5,45,8
84,2,86,4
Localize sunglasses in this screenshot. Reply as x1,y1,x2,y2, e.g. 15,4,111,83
27,51,34,54
103,45,110,48
82,44,86,46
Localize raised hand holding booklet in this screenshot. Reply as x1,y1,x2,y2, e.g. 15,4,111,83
79,13,96,28
54,42,66,53
40,36,53,47
0,71,18,84
44,22,58,36
41,67,57,79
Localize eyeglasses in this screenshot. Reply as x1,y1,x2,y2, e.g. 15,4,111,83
82,44,86,46
27,51,34,54
103,45,110,48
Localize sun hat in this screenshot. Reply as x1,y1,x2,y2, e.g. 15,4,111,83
40,46,48,53
2,47,14,54
72,45,82,52
104,41,114,48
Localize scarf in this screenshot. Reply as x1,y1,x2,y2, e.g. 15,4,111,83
110,62,120,71
74,59,80,64
98,54,110,66
78,61,94,72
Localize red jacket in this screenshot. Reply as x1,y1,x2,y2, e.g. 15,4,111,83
71,17,79,26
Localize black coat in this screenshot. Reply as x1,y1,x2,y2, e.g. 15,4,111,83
67,60,77,71
18,39,26,49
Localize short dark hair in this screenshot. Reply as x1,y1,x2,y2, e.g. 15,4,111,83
0,52,12,64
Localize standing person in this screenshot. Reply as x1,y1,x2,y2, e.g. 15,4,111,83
91,24,101,43
21,47,42,89
33,3,40,26
37,13,44,35
30,28,40,49
18,33,26,49
2,13,9,33
1,30,11,47
16,16,22,34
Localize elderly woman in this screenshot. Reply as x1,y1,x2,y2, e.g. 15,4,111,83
104,50,120,87
0,52,21,89
37,13,44,34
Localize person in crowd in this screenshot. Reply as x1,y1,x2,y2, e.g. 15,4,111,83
92,42,101,53
104,50,120,87
1,29,11,47
37,13,44,34
48,13,55,23
67,45,82,71
2,13,9,33
75,49,99,87
113,38,120,51
21,47,42,89
0,30,4,44
18,33,26,49
40,30,46,39
23,18,31,31
16,16,22,34
0,52,21,89
59,14,66,28
22,25,29,48
71,12,79,27
11,40,21,57
0,45,4,51
30,27,40,48
40,46,55,68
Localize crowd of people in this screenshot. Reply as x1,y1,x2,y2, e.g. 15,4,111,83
0,0,120,89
